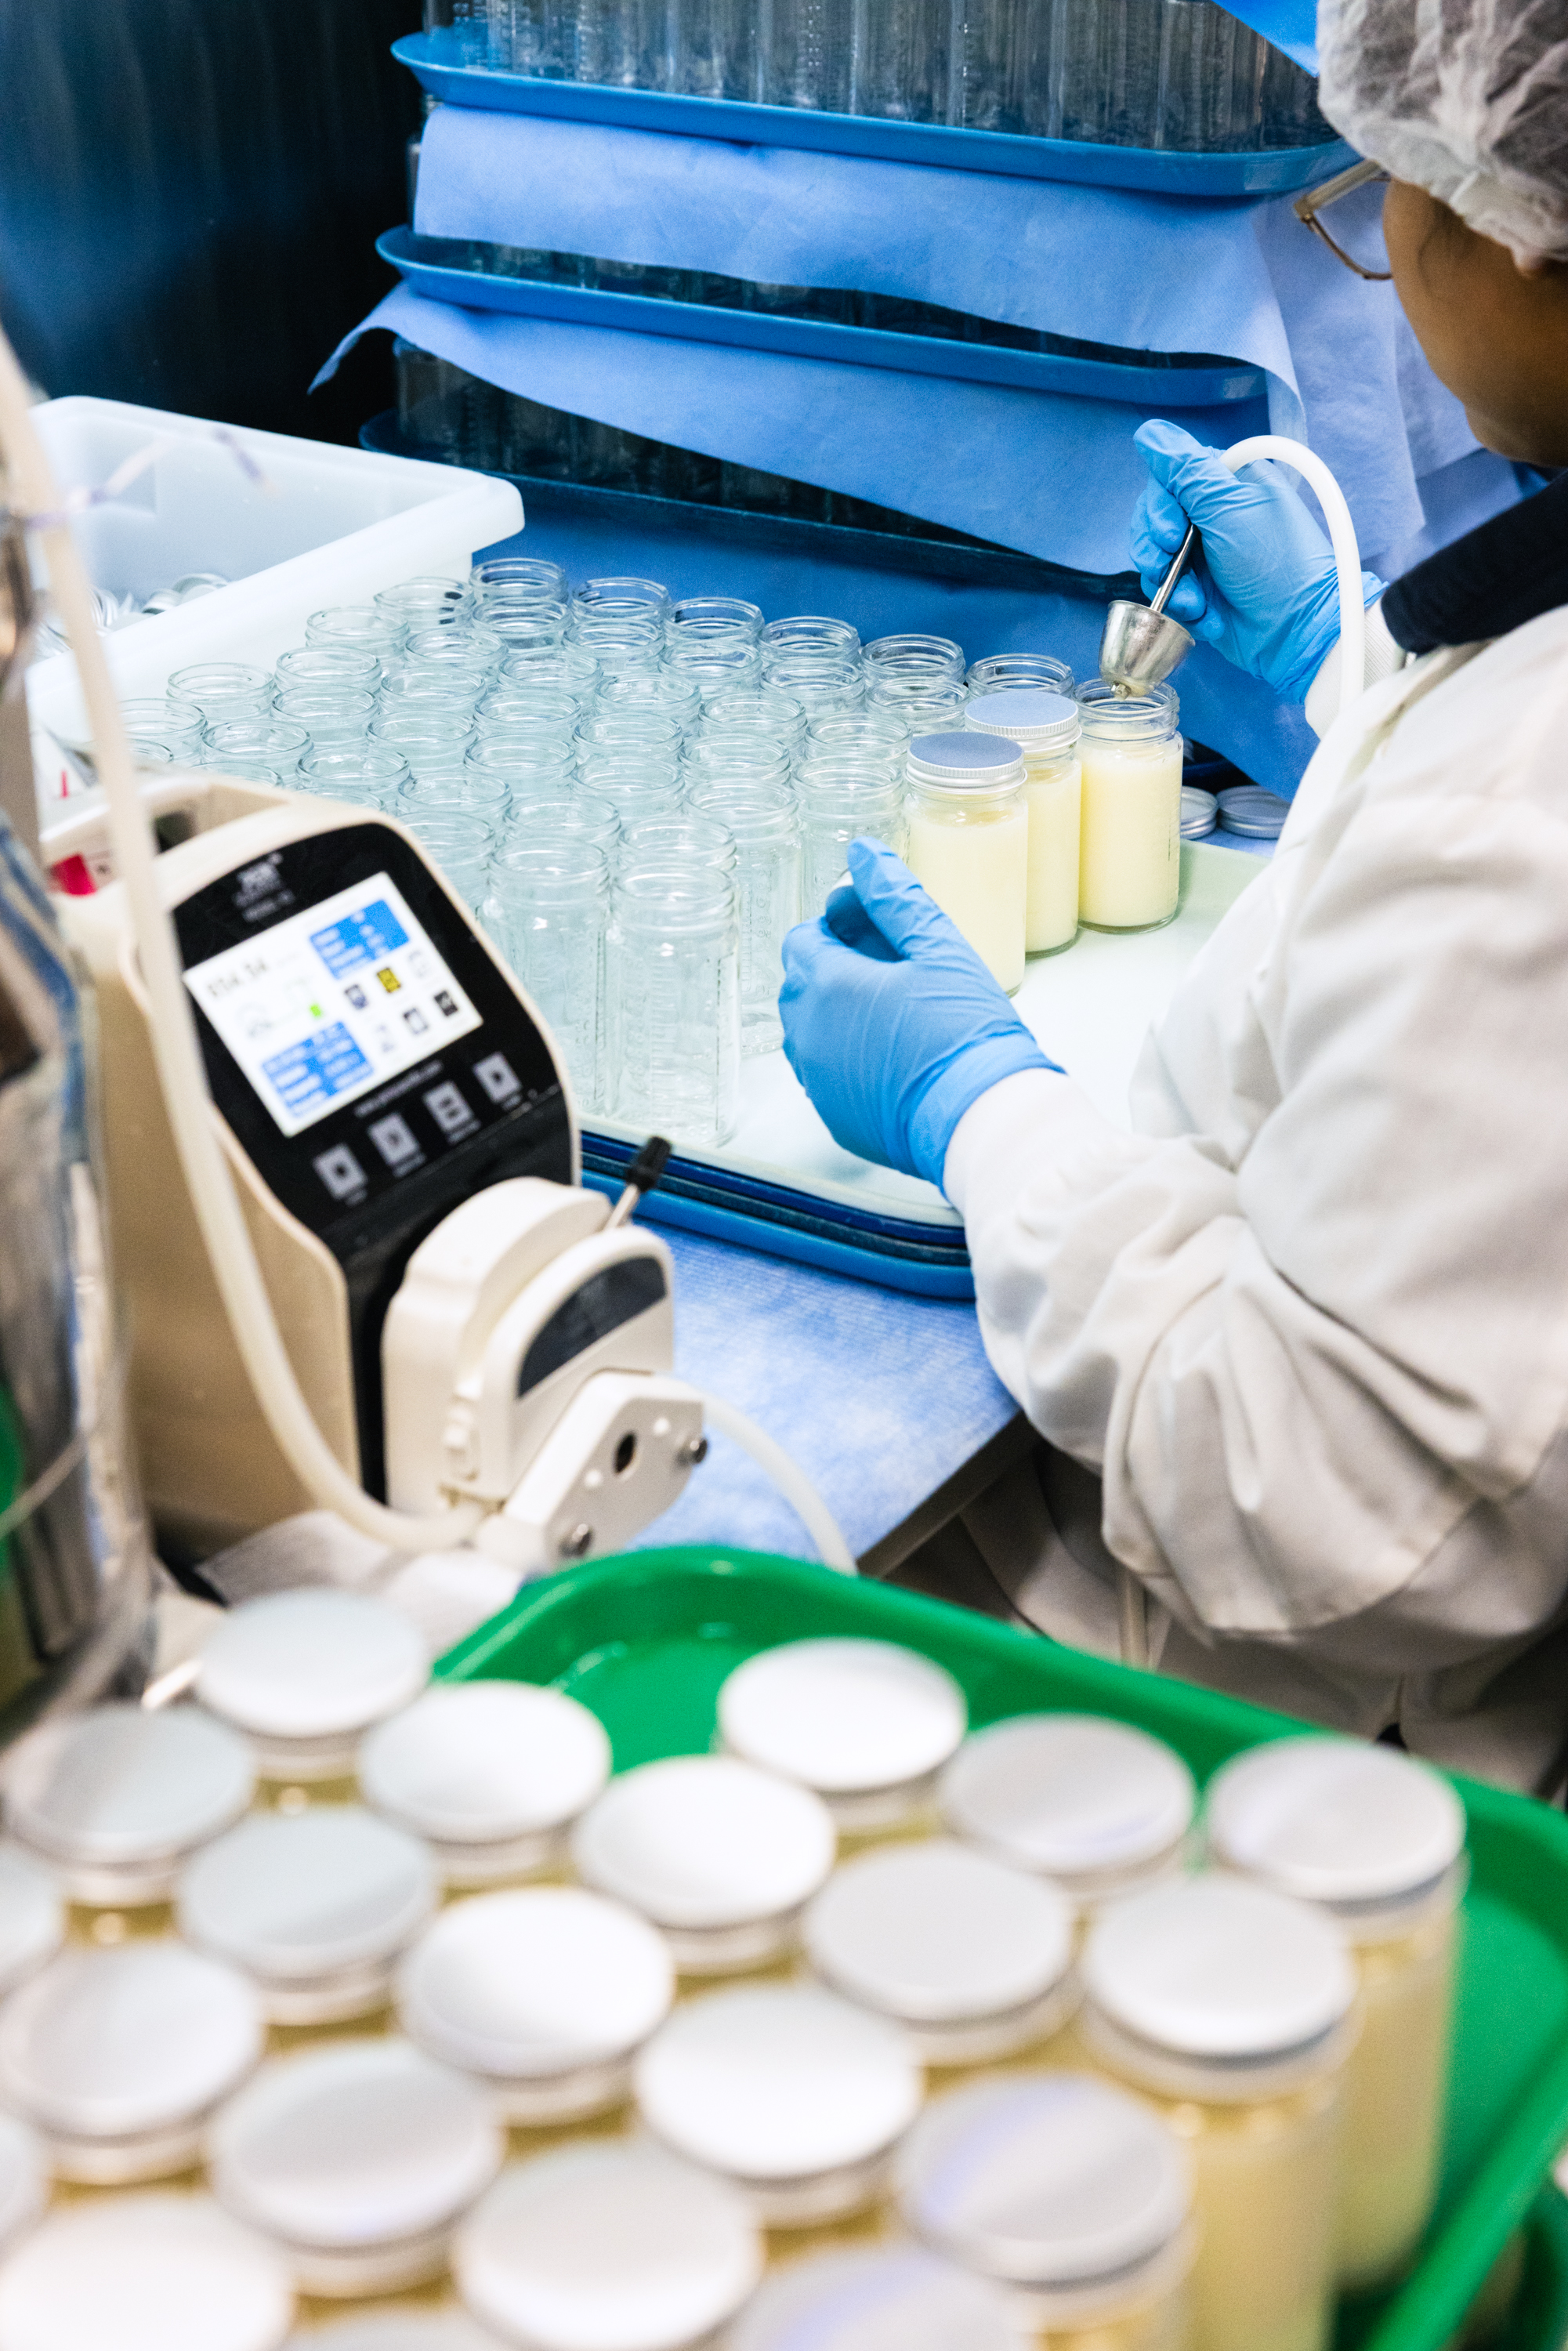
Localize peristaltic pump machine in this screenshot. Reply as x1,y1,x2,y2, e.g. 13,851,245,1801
0,323,849,1702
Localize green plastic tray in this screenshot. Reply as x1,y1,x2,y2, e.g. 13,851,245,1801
438,1547,1568,2351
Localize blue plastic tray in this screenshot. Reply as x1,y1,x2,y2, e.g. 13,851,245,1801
379,226,1267,408
396,34,1356,195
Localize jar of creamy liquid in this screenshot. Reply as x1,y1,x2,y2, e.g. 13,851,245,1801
0,1943,263,2182
178,1807,436,2023
1073,683,1183,933
396,1885,674,2121
900,2073,1197,2350
634,1983,923,2226
358,1680,611,1886
1081,1875,1357,2351
804,1840,1077,2065
570,1755,836,1972
966,690,1083,955
208,2041,503,2298
456,2146,762,2351
903,733,1029,992
2,1704,254,1908
1205,1736,1468,2292
194,1590,429,1784
727,2247,1017,2351
0,1848,63,1997
717,1638,967,1831
0,2194,295,2351
938,1714,1197,1913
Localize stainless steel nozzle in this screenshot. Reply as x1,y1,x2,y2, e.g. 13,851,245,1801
1099,520,1197,695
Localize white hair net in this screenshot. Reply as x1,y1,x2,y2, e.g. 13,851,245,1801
1317,0,1568,266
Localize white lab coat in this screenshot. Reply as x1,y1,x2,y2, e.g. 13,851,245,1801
944,606,1568,1791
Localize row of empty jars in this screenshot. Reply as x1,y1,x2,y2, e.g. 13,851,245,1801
429,0,1327,150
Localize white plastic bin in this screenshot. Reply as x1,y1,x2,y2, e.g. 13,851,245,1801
26,397,521,759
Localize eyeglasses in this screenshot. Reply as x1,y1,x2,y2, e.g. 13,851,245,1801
1293,158,1393,280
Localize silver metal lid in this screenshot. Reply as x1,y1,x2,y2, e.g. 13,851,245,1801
938,1714,1195,1891
965,690,1080,754
195,1588,428,1744
633,1985,922,2184
0,1943,263,2140
906,733,1026,788
178,1808,436,1981
727,2247,1016,2351
454,2146,762,2351
2,1704,254,1867
395,1886,674,2081
803,1839,1072,2026
0,2114,45,2256
1204,1735,1466,1919
1180,787,1218,840
0,1846,63,1998
0,2194,293,2351
209,2041,502,2254
898,2074,1190,2287
570,1755,835,1933
358,1682,610,1849
718,1639,966,1801
1216,785,1288,838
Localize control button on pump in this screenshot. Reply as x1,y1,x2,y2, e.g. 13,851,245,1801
313,1145,367,1201
424,1082,476,1139
474,1052,522,1106
369,1114,422,1171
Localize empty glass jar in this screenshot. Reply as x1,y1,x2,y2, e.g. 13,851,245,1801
306,606,407,672
796,762,907,916
687,781,800,1055
298,744,412,811
485,843,610,1110
375,576,465,630
605,865,741,1146
966,652,1075,695
170,662,272,726
201,719,310,787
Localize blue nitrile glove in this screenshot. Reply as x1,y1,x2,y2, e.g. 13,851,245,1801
779,838,1059,1189
1130,420,1385,704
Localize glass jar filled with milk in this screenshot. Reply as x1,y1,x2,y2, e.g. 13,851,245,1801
965,690,1082,955
1074,683,1183,933
903,733,1029,993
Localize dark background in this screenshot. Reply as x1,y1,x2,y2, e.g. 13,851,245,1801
0,0,422,444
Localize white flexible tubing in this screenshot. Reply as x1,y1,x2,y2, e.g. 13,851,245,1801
697,1392,857,1574
0,327,483,1556
1220,436,1366,718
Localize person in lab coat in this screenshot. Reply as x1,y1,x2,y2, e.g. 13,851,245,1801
779,0,1568,1791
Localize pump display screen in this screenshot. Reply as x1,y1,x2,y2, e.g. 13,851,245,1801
183,874,483,1138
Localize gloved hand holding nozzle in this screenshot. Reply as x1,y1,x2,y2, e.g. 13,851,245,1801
1130,420,1387,705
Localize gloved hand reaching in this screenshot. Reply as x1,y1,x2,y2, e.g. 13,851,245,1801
779,838,1059,1190
1130,419,1385,704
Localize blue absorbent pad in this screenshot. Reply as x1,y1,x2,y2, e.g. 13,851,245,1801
630,1227,1016,1561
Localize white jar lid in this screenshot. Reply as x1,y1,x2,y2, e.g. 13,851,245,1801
898,2074,1190,2285
396,1886,674,2079
454,2145,762,2351
0,1847,63,1996
726,2247,1016,2351
360,1682,610,1847
0,2194,293,2351
1205,1736,1466,1912
718,1640,966,1799
209,2041,502,2251
2,1703,254,1867
0,2117,45,2255
178,1807,436,1980
570,1757,835,1931
940,1715,1196,1886
196,1590,428,1741
906,733,1025,789
0,1943,263,2137
966,690,1080,752
804,1839,1073,2025
634,1985,922,2183
1083,1875,1356,2062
